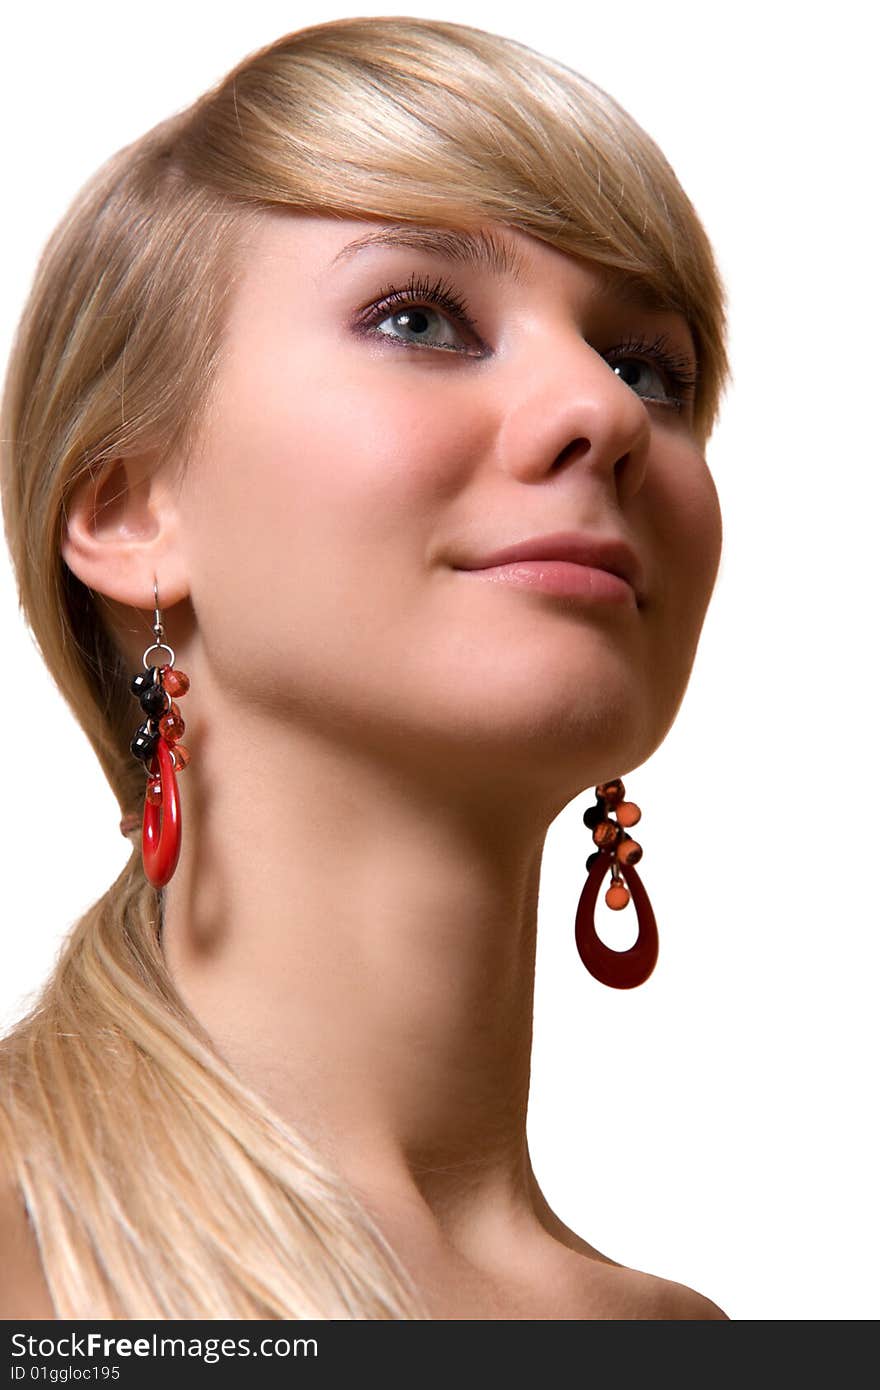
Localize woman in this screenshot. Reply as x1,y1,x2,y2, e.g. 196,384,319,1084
0,16,730,1319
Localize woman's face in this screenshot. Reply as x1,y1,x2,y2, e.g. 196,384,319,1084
177,212,722,800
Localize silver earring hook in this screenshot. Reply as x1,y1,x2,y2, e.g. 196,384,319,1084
143,574,175,672
152,576,163,641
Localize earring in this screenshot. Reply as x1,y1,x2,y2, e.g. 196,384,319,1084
127,577,191,888
574,778,659,989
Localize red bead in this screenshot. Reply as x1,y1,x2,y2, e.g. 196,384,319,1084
592,819,620,848
142,736,182,888
158,702,185,743
617,837,643,866
596,779,625,807
146,776,163,806
170,743,191,771
605,882,631,910
162,667,190,698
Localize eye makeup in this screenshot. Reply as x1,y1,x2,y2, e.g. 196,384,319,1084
352,272,481,350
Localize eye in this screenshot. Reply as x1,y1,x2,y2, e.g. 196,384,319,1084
376,304,460,351
604,333,698,411
355,273,483,355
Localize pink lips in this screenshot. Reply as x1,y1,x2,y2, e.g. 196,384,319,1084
454,530,644,605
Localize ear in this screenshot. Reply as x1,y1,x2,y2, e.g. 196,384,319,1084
61,453,190,610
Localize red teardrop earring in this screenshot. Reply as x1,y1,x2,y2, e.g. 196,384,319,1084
127,577,191,888
574,778,659,988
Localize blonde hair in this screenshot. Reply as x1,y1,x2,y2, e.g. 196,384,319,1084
0,17,730,1318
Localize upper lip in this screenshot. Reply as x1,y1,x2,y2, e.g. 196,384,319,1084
455,530,645,599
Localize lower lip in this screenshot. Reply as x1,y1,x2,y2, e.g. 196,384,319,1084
456,560,636,603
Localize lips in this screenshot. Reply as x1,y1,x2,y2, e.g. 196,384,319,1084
455,530,645,602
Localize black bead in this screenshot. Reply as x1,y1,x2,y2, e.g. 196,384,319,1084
586,851,602,870
139,684,168,717
130,722,159,763
130,666,163,699
582,803,605,829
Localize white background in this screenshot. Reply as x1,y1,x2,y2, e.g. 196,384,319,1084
1,2,876,1321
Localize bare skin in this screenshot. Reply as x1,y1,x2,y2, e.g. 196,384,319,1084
55,213,726,1320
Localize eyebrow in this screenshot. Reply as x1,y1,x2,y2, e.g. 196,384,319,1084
329,222,677,318
592,266,675,315
329,224,527,283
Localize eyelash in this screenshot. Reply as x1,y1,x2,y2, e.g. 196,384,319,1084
603,333,698,411
355,273,699,411
356,273,480,343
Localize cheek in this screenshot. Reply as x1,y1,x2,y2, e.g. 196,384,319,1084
634,447,723,733
683,461,723,603
214,341,476,542
645,447,723,615
181,353,482,702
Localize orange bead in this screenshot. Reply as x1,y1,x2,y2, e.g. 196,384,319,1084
617,837,643,865
593,819,620,848
146,776,163,806
597,779,624,807
163,667,190,698
158,703,185,743
615,800,641,828
170,743,191,771
605,883,631,910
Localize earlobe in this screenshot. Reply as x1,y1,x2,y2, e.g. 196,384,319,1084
60,455,189,610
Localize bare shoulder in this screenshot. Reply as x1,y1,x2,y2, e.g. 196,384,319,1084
651,1274,730,1320
531,1198,730,1320
536,1201,729,1320
611,1265,730,1320
0,1158,56,1320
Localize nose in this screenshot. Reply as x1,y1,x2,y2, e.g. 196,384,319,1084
495,330,652,502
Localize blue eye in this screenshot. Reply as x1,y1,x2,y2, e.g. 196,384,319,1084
614,359,667,396
605,334,698,411
375,304,465,350
356,273,482,354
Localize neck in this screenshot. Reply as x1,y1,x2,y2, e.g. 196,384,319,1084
159,694,573,1250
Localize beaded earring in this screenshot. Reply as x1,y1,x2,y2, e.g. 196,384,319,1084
127,578,191,888
574,778,659,989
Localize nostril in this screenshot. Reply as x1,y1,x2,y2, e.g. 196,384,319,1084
554,436,590,469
